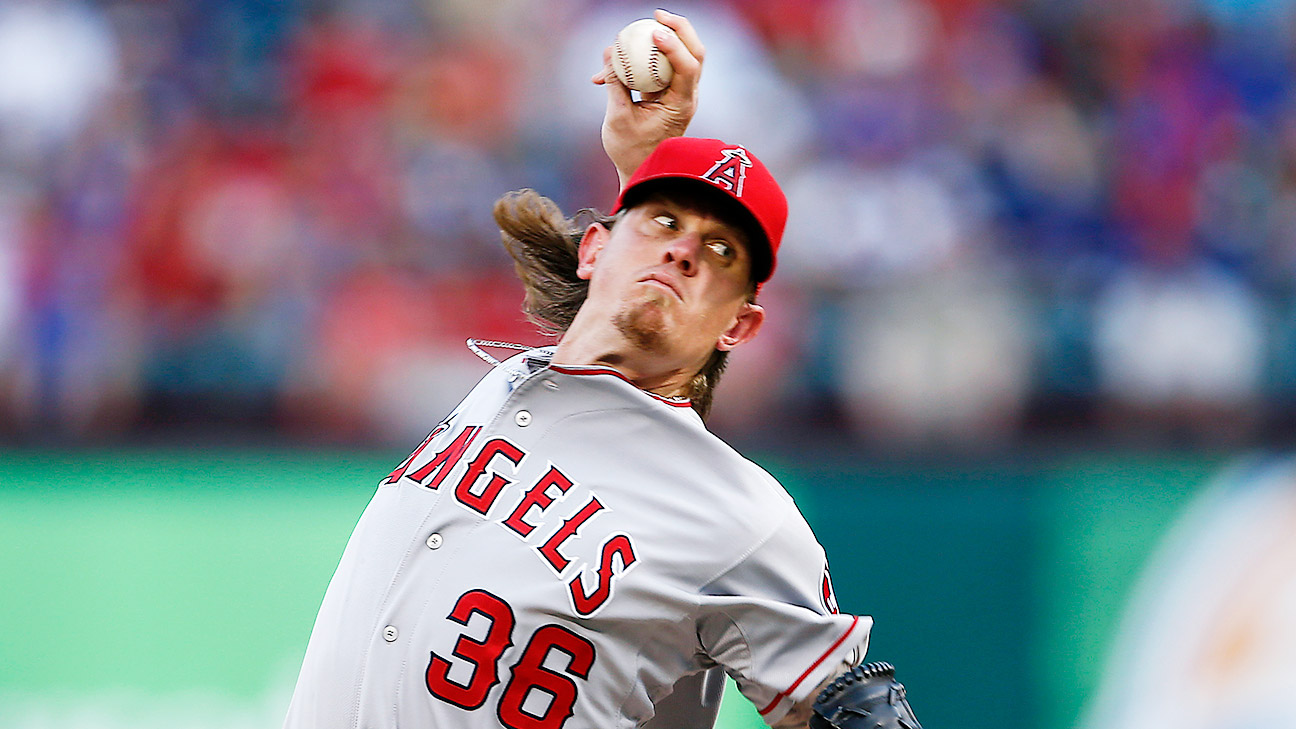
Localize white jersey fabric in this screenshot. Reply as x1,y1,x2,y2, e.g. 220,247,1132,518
285,348,870,729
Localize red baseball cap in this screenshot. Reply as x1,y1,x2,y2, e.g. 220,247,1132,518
612,137,787,283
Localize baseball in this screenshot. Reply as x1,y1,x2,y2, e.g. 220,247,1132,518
613,19,676,93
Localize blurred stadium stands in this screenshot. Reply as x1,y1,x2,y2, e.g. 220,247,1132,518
4,0,1296,451
8,5,1296,728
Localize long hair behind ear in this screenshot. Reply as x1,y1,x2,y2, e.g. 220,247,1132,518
492,189,600,335
688,349,728,420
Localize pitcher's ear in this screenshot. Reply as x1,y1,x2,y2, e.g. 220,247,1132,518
576,223,610,280
716,302,765,352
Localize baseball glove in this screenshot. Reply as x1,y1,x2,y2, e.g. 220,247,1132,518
809,661,922,729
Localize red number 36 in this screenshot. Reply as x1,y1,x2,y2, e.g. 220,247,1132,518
426,590,597,729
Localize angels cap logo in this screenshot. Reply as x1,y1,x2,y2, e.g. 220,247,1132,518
701,147,752,196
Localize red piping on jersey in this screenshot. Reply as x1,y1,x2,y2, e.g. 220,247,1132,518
758,615,863,717
547,364,694,408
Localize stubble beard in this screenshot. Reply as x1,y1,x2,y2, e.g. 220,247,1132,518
612,289,673,355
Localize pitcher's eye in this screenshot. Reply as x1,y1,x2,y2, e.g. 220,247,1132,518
653,214,679,230
707,240,737,262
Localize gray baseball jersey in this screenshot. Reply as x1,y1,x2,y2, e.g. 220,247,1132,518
285,347,870,729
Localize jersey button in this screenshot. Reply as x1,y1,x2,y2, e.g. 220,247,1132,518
383,625,398,642
426,532,444,550
514,410,532,427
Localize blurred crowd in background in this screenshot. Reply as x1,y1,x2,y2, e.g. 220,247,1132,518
5,0,1296,450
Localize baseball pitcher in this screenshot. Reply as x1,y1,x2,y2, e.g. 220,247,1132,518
284,10,920,729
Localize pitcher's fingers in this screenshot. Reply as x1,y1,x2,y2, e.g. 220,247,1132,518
653,9,705,66
603,65,635,111
650,26,699,90
650,23,700,89
592,45,615,84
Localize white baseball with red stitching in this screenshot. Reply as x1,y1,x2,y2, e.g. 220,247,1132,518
613,18,675,93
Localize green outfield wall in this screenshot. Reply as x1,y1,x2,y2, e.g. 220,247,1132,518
0,448,1228,729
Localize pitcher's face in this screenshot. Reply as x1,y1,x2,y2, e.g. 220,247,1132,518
575,192,764,367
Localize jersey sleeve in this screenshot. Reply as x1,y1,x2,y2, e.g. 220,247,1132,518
694,510,872,726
